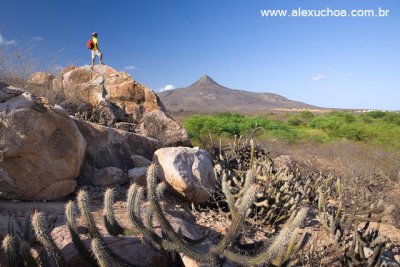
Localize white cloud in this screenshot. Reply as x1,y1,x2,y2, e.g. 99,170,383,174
311,74,327,81
0,34,16,46
160,84,175,92
124,65,136,70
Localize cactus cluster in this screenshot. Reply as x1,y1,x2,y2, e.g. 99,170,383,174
317,177,394,266
126,163,309,266
210,138,398,266
211,138,331,227
1,213,62,267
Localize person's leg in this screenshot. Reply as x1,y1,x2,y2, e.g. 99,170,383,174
99,51,104,64
91,51,95,66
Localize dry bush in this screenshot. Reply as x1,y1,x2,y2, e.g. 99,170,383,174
0,37,62,87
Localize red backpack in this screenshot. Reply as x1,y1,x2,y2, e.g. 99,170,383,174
87,39,94,49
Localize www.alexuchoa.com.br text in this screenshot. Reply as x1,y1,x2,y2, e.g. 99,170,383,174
260,7,390,18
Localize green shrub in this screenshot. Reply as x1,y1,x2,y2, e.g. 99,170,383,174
182,111,400,150
300,110,315,120
287,116,304,126
367,110,386,119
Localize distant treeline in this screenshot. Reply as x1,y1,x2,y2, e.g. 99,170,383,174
183,111,400,150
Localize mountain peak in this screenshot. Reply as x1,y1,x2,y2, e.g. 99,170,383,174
190,75,223,89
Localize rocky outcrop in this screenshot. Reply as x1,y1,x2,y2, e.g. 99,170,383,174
154,147,216,204
26,72,63,104
27,72,55,85
26,65,191,147
139,110,191,147
74,118,159,183
0,86,86,200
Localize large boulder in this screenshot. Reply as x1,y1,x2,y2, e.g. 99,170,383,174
73,118,160,183
154,147,216,204
60,66,106,106
25,72,64,104
139,110,191,147
26,65,165,123
0,86,86,200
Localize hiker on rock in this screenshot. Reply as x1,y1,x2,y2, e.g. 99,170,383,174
88,32,104,66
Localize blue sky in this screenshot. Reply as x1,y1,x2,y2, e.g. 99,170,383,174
1,0,399,110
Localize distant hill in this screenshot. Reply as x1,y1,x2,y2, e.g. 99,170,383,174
157,76,317,113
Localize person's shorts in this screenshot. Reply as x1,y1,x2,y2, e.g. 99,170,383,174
91,50,102,59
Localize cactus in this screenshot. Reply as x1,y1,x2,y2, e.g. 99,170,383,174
2,234,17,267
316,177,392,266
19,240,37,267
103,188,125,236
210,139,325,227
221,207,308,266
31,211,66,267
77,190,132,267
144,164,214,263
77,190,101,239
65,201,98,267
91,238,112,267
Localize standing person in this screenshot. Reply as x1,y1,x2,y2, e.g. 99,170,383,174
90,32,104,66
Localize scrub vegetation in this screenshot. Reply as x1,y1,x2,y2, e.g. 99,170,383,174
183,110,400,151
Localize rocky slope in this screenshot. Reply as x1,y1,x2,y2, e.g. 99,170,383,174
27,65,190,147
158,75,316,113
0,65,191,200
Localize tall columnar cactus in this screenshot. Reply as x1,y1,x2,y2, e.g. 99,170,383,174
91,238,112,267
77,190,132,267
65,201,98,267
31,211,66,267
103,188,125,236
2,234,17,267
77,190,101,239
